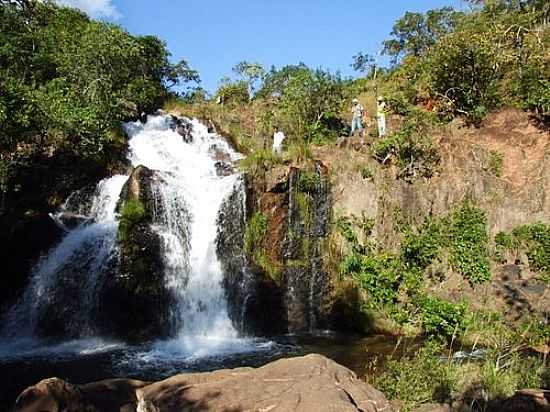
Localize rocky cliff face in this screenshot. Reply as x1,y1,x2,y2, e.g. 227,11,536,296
246,161,333,333
245,110,549,331
317,109,550,321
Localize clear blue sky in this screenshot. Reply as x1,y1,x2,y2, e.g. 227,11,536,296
108,0,468,92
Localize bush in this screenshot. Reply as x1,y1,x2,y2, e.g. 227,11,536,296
215,80,250,105
373,339,459,405
444,202,491,285
496,223,550,274
418,295,468,338
371,112,440,180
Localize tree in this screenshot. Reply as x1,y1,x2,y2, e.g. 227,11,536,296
278,68,345,141
0,0,200,209
351,52,377,78
383,7,463,63
256,63,309,99
232,61,265,100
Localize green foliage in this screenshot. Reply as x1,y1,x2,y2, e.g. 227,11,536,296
118,199,146,242
426,28,502,124
215,80,250,105
480,351,549,400
238,149,282,176
487,150,504,177
418,295,468,337
232,61,265,99
496,223,550,274
379,2,550,124
383,7,463,62
443,202,491,285
373,336,548,409
244,212,268,256
371,111,440,180
338,202,489,335
297,170,320,193
244,212,282,284
0,0,198,210
373,339,459,405
401,220,443,270
278,67,345,143
360,167,374,180
341,252,403,308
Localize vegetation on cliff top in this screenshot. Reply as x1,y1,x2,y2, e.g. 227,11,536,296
0,0,199,214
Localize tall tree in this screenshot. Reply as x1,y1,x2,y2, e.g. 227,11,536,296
383,7,463,63
232,61,265,100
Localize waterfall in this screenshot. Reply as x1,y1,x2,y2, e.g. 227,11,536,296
3,112,249,353
3,175,128,337
123,115,243,349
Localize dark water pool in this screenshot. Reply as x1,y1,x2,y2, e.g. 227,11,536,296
0,333,419,411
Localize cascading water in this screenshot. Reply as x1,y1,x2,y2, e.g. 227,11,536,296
3,175,128,338
123,115,246,354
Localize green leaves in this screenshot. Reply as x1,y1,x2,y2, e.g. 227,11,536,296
418,295,468,337
444,202,491,285
0,0,199,200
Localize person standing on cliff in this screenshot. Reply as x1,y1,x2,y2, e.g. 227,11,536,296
377,96,387,137
350,98,365,142
273,126,285,155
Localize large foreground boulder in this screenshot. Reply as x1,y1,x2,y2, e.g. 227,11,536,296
14,354,394,412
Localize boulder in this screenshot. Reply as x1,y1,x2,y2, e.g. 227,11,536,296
499,389,550,412
97,165,172,341
14,355,394,412
14,377,148,412
170,115,193,143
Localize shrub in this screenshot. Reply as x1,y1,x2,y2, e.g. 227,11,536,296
372,339,459,405
215,80,250,105
444,202,491,285
418,295,468,338
496,223,550,274
371,112,440,180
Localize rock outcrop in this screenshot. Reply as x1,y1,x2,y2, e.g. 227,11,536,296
97,165,172,341
245,161,333,334
14,354,394,412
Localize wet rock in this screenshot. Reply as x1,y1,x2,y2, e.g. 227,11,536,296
283,163,332,332
15,355,394,412
0,213,64,310
98,165,172,341
49,211,89,231
214,161,234,177
169,115,193,143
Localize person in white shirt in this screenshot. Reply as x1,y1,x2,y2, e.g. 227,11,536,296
377,96,387,137
273,126,285,155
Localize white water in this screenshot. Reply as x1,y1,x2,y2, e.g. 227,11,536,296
3,175,128,339
124,115,252,357
1,114,267,361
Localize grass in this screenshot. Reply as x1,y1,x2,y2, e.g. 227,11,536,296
370,327,549,411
